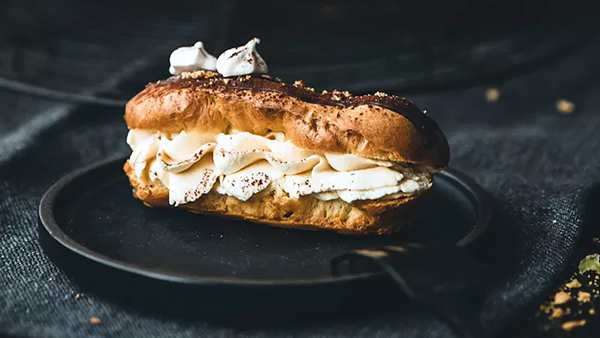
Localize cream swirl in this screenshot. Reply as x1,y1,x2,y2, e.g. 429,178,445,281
169,41,217,75
127,130,431,206
216,38,268,77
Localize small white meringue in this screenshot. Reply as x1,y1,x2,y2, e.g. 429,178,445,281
169,41,217,75
216,38,268,77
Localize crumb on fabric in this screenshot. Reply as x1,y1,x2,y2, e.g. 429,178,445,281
89,317,102,324
485,88,500,102
539,304,551,314
75,293,83,299
577,291,591,303
535,253,600,330
556,99,575,114
562,319,586,331
554,291,571,304
551,308,564,319
355,249,388,258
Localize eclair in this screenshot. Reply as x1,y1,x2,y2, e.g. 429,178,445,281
123,38,450,235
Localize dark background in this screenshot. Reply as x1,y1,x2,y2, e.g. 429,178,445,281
1,0,597,100
1,0,600,337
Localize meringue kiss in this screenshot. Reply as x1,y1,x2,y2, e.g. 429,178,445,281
216,38,268,77
169,41,217,75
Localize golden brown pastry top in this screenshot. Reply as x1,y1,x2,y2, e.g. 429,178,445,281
124,71,450,168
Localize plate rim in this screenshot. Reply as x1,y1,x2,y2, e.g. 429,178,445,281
38,156,492,287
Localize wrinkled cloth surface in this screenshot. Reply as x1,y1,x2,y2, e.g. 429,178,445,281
1,4,600,337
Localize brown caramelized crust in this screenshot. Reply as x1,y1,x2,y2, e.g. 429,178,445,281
124,161,420,235
125,71,450,168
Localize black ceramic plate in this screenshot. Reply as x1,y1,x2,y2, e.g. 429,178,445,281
39,156,491,320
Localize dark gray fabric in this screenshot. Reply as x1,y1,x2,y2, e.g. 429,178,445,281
1,13,600,338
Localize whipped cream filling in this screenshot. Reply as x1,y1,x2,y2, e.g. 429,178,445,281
127,130,431,206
